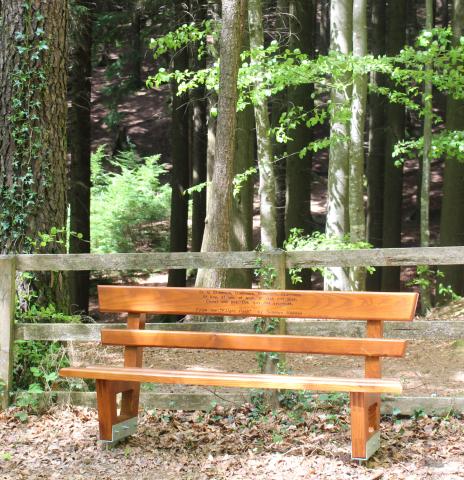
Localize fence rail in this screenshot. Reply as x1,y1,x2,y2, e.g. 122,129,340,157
2,247,464,412
3,245,464,271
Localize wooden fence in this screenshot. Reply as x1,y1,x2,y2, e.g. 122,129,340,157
2,247,464,413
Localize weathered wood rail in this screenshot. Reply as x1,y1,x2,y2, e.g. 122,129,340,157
2,247,464,412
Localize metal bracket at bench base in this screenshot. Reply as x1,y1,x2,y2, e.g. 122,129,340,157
351,431,380,462
99,417,138,447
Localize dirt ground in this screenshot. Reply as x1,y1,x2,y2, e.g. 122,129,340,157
1,404,463,479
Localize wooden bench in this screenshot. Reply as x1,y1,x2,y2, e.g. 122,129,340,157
60,286,418,460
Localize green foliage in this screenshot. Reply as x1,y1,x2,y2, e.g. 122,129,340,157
0,2,49,251
91,149,171,253
13,340,69,416
407,266,461,306
284,229,374,284
16,304,82,324
147,23,464,167
149,21,212,60
233,167,257,198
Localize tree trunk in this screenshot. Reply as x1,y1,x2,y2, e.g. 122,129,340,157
190,0,208,253
285,0,315,289
168,3,190,288
419,0,433,312
0,0,69,311
440,0,464,296
196,0,245,288
69,0,93,314
228,12,254,289
128,1,143,89
348,0,367,290
381,0,406,292
325,0,352,291
249,0,278,252
366,0,386,291
228,104,254,288
319,0,331,55
273,0,288,248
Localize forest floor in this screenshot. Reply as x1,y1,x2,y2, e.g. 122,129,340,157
1,404,463,479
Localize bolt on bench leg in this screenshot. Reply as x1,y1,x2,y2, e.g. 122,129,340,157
96,380,139,446
350,392,381,461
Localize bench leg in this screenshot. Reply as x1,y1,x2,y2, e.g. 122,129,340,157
350,392,381,461
96,380,139,445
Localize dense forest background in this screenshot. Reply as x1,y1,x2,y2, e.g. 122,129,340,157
2,0,464,316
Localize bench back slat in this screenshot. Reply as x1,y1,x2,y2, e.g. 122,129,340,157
98,286,418,321
101,329,407,357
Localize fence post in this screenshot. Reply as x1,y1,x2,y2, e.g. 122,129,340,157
0,256,16,409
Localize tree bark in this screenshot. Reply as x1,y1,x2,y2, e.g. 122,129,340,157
228,104,254,288
228,12,254,289
285,0,315,289
190,0,208,253
196,0,245,288
0,0,69,311
419,0,433,311
168,3,190,288
325,0,352,291
249,0,278,251
440,0,464,296
366,0,386,291
381,0,406,292
69,0,93,314
128,0,143,89
348,0,367,290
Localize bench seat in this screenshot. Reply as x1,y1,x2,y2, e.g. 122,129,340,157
60,366,403,394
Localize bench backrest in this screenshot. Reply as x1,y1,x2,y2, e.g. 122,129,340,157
98,286,418,321
97,286,418,365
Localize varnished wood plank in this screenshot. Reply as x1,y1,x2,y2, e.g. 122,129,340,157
16,319,464,342
365,320,384,378
350,391,369,459
121,313,146,418
101,329,407,357
98,286,418,321
365,320,384,432
59,366,403,393
0,257,16,409
96,380,117,441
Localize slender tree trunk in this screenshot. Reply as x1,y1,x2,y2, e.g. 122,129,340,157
129,0,143,89
366,0,386,291
285,0,315,289
325,0,352,291
168,3,190,288
273,0,288,249
348,0,367,290
204,0,220,236
69,0,93,314
0,0,69,311
419,0,434,312
190,86,207,252
190,0,208,253
196,0,245,288
249,0,278,251
319,0,331,55
440,0,464,296
381,0,406,292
